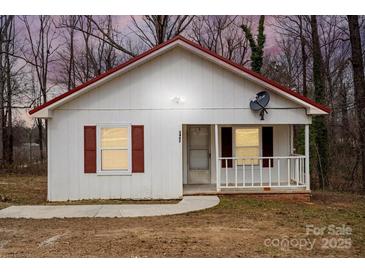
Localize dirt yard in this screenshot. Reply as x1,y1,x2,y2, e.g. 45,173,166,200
0,174,364,257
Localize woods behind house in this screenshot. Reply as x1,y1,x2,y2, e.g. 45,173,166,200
0,15,364,192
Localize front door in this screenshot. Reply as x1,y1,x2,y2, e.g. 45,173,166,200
187,125,211,184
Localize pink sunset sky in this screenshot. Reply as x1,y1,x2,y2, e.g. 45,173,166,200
19,15,282,125
112,15,281,54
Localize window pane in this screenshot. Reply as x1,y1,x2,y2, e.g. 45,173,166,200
189,149,209,170
235,128,259,147
236,147,259,165
189,127,209,147
101,127,128,148
101,150,128,170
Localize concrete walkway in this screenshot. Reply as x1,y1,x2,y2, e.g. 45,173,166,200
0,196,219,219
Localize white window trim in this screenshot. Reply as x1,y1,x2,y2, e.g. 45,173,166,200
233,126,262,166
96,123,132,176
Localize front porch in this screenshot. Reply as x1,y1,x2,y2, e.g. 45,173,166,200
182,124,310,194
183,155,309,195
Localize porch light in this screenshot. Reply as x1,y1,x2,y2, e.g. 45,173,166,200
170,96,185,104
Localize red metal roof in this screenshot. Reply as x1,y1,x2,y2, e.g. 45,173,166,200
29,35,331,115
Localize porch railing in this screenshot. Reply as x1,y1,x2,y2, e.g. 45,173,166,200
217,155,306,190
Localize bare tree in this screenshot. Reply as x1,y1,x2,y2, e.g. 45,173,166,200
311,15,329,189
347,15,365,192
272,16,362,190
57,16,78,90
0,16,12,165
0,16,15,165
57,16,126,86
189,16,249,65
262,36,301,89
274,16,311,96
298,16,309,96
61,15,136,60
130,15,194,48
21,15,59,161
0,16,27,166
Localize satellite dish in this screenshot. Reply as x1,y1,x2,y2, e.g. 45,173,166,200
250,91,270,120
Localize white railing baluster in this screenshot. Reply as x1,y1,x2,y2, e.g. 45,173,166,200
302,158,305,185
296,158,299,186
260,159,263,187
277,159,280,186
300,158,304,185
217,155,306,189
251,159,254,186
234,159,238,188
269,158,272,187
299,158,302,185
218,159,221,188
242,163,245,187
225,159,228,187
287,158,290,186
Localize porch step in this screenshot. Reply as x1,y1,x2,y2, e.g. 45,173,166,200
183,184,311,201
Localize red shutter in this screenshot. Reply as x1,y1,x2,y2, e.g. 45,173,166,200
84,126,96,173
132,125,144,173
221,127,233,168
262,127,273,168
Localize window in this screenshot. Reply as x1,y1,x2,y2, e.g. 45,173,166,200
235,128,259,165
98,124,131,173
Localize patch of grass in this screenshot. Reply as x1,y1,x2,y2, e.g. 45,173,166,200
0,175,179,209
0,174,47,209
213,193,365,257
0,174,364,257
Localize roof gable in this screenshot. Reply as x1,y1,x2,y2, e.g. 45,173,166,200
29,35,330,118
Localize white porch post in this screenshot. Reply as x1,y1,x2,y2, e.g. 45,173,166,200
290,124,294,154
305,124,310,190
215,124,220,192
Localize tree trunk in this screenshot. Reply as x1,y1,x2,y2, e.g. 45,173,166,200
5,58,13,165
347,15,365,192
0,67,4,166
0,88,4,166
298,16,308,97
68,26,74,90
37,119,44,162
4,17,13,165
241,15,266,73
0,18,3,166
340,81,349,135
311,15,329,189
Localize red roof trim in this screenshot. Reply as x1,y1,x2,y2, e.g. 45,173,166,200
29,35,330,115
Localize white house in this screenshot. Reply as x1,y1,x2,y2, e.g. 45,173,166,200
29,36,330,201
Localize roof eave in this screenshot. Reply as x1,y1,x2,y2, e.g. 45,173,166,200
30,108,52,118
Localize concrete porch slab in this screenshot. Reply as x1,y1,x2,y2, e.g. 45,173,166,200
0,196,220,219
183,184,309,195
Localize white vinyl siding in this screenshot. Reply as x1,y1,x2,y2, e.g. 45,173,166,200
47,46,309,201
